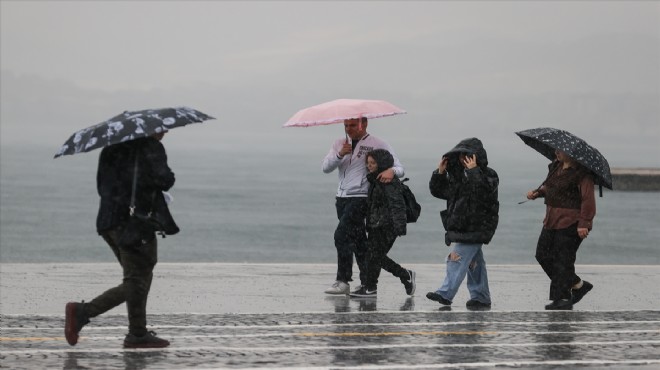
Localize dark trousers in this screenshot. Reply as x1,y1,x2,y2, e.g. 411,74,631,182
365,227,406,289
334,197,368,283
535,224,583,301
84,229,157,337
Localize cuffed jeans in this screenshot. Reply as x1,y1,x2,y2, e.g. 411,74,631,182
83,229,158,337
334,197,368,283
535,224,583,301
365,227,407,289
434,243,491,304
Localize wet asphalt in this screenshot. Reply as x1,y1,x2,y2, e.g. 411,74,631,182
1,263,659,369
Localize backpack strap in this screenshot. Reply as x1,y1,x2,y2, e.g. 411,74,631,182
129,154,139,216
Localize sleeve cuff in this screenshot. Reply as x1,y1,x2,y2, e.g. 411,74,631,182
578,220,592,230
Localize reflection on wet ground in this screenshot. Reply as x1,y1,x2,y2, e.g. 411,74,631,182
2,310,659,369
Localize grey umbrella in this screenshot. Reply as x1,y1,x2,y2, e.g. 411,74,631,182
515,127,613,192
54,106,215,158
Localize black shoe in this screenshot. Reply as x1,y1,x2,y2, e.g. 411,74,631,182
65,302,90,346
400,269,416,296
123,331,170,349
545,299,573,310
466,299,491,310
350,286,377,298
426,292,452,306
571,281,593,304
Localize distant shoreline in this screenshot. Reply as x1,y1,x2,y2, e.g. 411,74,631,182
611,167,660,191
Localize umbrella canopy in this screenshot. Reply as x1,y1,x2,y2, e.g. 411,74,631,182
54,107,215,158
515,127,613,190
283,99,406,127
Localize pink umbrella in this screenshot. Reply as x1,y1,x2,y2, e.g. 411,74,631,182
283,99,406,127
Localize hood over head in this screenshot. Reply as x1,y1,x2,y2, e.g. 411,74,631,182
444,137,489,167
367,149,394,174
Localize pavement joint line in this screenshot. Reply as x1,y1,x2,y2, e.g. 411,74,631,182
2,328,659,342
3,309,660,317
3,319,660,331
252,359,660,370
3,327,660,336
2,339,660,355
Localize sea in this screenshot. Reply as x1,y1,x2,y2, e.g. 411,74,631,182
1,140,658,265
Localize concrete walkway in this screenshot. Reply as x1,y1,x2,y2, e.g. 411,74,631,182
1,264,659,369
1,263,659,314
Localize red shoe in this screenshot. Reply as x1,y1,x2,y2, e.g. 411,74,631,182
64,302,89,346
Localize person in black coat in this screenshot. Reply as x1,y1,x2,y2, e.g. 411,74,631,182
65,132,178,349
350,149,416,297
426,138,499,309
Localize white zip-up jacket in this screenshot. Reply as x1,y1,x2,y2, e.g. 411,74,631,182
322,133,404,197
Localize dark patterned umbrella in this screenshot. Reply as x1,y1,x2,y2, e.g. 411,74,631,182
515,127,613,190
54,106,215,158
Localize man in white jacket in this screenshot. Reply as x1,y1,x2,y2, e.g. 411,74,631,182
322,118,404,294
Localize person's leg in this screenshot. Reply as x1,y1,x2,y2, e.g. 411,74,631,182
88,229,158,336
83,230,130,318
434,243,481,302
333,198,354,283
65,231,123,346
466,245,491,304
121,235,158,337
351,198,369,285
551,225,583,301
364,228,395,289
380,233,407,279
66,229,158,345
379,233,416,296
535,228,556,300
334,197,367,284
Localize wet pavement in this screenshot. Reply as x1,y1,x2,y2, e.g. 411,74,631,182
1,263,659,368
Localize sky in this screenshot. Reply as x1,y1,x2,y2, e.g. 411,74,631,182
1,1,659,167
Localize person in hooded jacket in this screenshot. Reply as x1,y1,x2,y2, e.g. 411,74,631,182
322,118,405,295
526,149,595,310
65,132,179,349
426,138,499,309
349,149,416,297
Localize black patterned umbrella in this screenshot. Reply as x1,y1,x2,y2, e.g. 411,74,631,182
54,107,215,158
515,127,613,190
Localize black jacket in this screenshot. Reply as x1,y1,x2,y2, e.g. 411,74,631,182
96,137,179,235
429,138,499,246
366,149,407,236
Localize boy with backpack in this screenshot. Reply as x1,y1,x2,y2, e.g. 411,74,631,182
350,149,416,298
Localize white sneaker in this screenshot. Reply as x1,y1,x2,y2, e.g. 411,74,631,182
324,281,349,295
350,284,364,294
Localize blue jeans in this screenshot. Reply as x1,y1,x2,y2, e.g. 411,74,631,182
434,243,491,304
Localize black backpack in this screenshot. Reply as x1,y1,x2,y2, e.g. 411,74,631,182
400,178,421,223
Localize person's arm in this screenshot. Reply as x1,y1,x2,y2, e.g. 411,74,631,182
377,143,404,182
322,140,345,173
577,175,596,238
142,140,175,191
429,169,451,200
